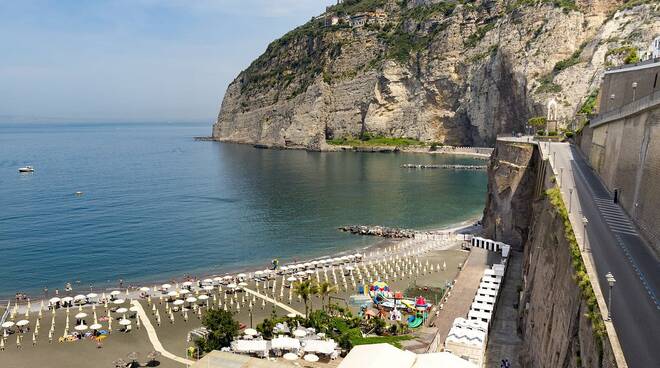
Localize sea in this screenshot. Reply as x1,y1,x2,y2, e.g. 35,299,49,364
0,122,487,298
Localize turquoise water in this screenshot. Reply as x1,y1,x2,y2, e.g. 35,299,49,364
0,122,487,297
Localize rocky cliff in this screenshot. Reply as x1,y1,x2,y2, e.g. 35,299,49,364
212,0,659,150
483,140,618,368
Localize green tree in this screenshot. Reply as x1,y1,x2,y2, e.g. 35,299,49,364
317,281,337,311
197,309,240,352
293,279,318,317
528,116,547,130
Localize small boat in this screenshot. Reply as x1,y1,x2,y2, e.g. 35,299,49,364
18,166,34,173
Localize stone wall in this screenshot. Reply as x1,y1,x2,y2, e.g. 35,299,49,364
483,141,618,368
583,103,660,251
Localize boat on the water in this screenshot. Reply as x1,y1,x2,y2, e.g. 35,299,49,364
18,166,34,173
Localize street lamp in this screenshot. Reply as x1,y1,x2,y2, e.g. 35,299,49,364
632,82,638,101
582,217,589,252
605,272,616,320
569,188,573,213
560,167,564,187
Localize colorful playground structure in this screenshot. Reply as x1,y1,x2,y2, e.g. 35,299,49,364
359,281,432,328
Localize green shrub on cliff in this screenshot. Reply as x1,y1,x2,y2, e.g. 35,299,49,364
546,188,606,358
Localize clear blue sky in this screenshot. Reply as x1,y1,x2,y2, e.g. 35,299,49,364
0,0,332,123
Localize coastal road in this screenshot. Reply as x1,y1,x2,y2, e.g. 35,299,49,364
548,141,660,368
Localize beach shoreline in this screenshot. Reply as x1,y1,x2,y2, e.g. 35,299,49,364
2,217,481,307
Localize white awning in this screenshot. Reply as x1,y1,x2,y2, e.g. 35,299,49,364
271,336,300,350
232,339,269,353
302,339,337,354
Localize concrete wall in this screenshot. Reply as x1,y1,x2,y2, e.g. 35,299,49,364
598,62,660,114
482,141,618,368
585,104,660,249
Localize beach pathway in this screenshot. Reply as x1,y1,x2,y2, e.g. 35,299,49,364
131,300,194,366
241,287,305,317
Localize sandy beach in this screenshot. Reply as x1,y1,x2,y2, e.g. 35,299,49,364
0,221,477,368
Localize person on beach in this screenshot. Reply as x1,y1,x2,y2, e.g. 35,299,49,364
43,287,48,297
54,288,59,296
119,279,123,289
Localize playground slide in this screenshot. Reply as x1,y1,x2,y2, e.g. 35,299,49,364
408,316,423,328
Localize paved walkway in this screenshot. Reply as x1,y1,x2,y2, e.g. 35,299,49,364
131,300,194,367
430,248,489,345
241,287,304,317
484,251,523,367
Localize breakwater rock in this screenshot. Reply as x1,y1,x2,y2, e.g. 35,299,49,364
338,225,416,238
402,164,487,170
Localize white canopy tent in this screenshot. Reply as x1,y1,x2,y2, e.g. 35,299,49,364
302,339,337,354
232,340,269,354
270,336,300,351
338,344,476,368
338,343,416,368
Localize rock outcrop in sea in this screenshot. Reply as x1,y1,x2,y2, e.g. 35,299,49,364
212,0,659,150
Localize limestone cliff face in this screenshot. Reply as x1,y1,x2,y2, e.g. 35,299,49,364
213,0,659,150
481,140,540,249
483,141,618,368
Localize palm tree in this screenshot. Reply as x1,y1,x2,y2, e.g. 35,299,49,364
293,279,318,317
317,281,337,311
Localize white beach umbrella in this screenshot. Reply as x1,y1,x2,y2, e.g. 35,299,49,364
161,283,172,290
283,353,298,361
90,323,102,330
182,281,193,287
116,308,128,314
86,293,98,299
16,320,29,327
49,297,61,304
73,294,86,301
185,297,197,303
167,291,178,297
74,312,87,319
198,295,209,301
1,321,15,328
237,273,247,279
74,324,88,331
119,319,131,326
139,287,150,292
110,290,121,296
227,283,237,289
129,306,139,312
113,299,125,305
172,299,184,306
304,354,319,362
203,285,214,291
179,289,190,295
286,276,297,282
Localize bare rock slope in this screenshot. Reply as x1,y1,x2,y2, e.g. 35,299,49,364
213,0,659,150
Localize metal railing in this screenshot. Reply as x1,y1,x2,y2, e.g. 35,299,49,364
590,89,660,128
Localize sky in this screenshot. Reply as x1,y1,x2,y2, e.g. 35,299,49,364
0,0,333,123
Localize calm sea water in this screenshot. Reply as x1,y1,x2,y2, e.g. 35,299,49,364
0,122,487,298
